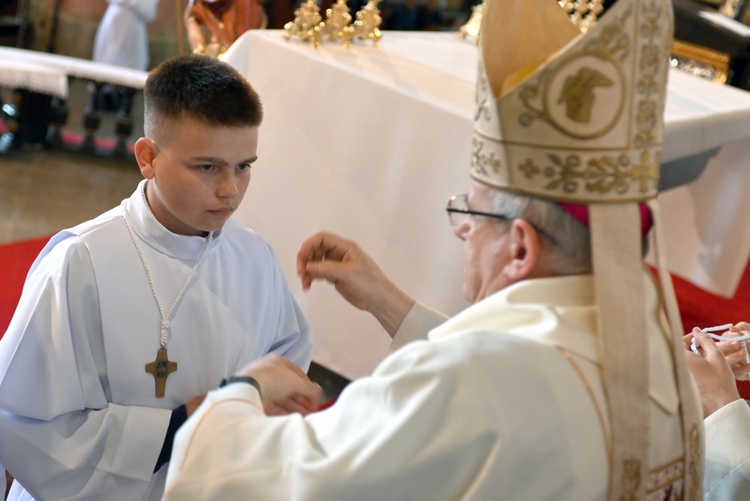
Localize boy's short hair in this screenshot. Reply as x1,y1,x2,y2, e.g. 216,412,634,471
143,54,263,142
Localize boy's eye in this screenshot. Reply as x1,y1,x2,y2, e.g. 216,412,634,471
237,163,252,172
197,164,214,172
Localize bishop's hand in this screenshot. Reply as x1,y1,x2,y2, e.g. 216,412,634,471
685,329,742,417
720,322,750,380
296,231,415,337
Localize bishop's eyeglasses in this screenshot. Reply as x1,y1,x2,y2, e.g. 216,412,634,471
445,194,559,246
445,194,513,227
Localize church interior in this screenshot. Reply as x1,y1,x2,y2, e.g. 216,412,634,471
0,0,750,496
2,0,750,495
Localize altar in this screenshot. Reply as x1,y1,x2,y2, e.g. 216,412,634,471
223,30,750,379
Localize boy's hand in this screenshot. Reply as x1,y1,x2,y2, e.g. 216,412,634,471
237,355,322,416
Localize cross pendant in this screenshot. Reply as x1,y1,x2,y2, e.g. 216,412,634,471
145,347,178,398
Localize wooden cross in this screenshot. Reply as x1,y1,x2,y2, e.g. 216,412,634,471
145,347,178,398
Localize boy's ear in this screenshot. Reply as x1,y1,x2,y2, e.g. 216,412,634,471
134,138,159,179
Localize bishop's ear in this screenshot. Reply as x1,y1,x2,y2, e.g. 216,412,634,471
504,219,542,281
134,137,159,179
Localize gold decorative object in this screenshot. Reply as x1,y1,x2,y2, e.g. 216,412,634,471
459,0,603,45
342,0,383,48
283,0,323,47
456,0,731,89
719,0,747,18
457,0,485,45
320,0,353,44
670,39,730,84
557,0,605,32
283,0,382,48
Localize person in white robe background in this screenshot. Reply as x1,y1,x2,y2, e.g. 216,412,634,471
93,0,160,71
0,54,316,500
164,0,704,498
92,0,161,110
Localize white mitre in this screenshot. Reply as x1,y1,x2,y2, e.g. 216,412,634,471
473,0,669,202
472,0,703,499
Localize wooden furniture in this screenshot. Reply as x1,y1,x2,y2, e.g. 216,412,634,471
673,0,750,90
0,0,30,48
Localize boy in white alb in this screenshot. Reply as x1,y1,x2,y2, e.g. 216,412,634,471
0,54,317,500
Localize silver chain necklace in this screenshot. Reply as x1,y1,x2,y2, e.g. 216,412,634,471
122,191,213,397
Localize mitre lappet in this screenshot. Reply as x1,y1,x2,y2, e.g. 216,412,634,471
473,0,703,498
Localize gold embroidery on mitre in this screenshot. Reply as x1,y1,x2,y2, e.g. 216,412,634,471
631,150,659,193
474,63,492,123
516,1,663,199
472,67,506,181
558,67,615,123
472,0,670,202
472,136,503,177
515,6,631,140
515,51,626,141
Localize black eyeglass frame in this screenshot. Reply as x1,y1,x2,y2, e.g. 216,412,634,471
445,207,513,225
445,194,559,247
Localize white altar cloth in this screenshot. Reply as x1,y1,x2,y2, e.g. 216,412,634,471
0,47,148,93
223,30,750,379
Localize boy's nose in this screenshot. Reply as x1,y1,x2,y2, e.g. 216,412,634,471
217,174,240,199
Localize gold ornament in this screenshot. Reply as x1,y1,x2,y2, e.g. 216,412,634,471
557,0,605,32
320,0,353,44
459,0,604,45
457,0,485,45
283,0,382,48
719,0,746,18
283,0,324,47
342,0,383,48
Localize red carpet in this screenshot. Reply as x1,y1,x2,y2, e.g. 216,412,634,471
60,131,136,154
0,120,135,154
0,235,49,334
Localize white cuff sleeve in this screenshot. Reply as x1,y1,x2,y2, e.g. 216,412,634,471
704,398,750,499
390,302,448,352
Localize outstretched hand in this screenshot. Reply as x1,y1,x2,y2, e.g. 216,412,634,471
296,231,415,337
685,329,741,417
237,355,322,416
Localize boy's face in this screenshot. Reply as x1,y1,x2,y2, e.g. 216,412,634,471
135,118,259,236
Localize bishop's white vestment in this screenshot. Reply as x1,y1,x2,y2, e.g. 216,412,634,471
165,271,698,500
0,180,313,500
703,398,750,499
